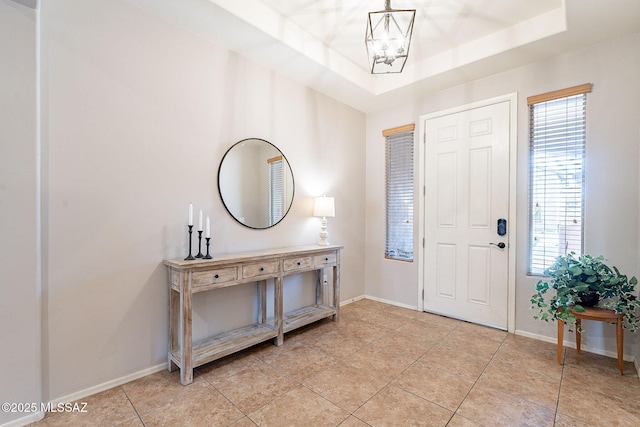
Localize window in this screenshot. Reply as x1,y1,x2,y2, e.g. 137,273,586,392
268,156,284,225
528,84,592,274
384,124,415,261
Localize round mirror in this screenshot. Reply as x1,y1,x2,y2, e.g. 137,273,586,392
218,138,294,229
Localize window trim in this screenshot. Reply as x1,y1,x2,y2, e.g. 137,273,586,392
383,124,415,137
527,83,592,105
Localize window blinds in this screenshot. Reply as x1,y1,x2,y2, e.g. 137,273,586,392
385,127,414,261
268,157,284,225
528,93,587,274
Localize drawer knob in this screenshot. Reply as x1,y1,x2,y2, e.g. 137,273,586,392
297,262,301,266
214,274,219,279
260,267,265,271
325,257,329,261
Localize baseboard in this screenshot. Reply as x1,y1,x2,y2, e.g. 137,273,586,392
1,411,44,427
340,295,365,306
514,329,635,362
359,294,419,311
48,362,166,407
513,330,559,346
1,363,167,427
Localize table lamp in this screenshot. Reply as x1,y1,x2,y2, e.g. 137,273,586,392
313,196,335,246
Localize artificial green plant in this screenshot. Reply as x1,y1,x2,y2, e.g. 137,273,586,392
530,252,640,332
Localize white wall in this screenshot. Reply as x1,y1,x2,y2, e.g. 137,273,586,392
38,0,365,402
365,34,640,357
0,1,41,425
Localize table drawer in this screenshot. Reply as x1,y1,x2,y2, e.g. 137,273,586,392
315,253,337,267
283,256,313,272
242,261,279,278
192,267,238,288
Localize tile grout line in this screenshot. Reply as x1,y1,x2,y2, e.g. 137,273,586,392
314,310,398,415
197,347,325,425
118,384,147,427
342,319,463,426
299,302,387,426
553,347,566,427
194,366,250,426
453,333,570,426
443,325,507,427
317,302,417,425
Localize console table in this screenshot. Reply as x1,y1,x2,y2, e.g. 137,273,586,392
163,244,342,385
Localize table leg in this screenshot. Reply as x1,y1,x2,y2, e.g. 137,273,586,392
576,319,582,354
257,280,267,324
179,277,193,385
316,269,323,305
557,318,564,364
332,262,340,322
617,317,624,375
168,288,179,372
275,275,283,346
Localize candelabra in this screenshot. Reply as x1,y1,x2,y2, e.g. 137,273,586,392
204,237,212,259
184,225,195,260
195,230,204,258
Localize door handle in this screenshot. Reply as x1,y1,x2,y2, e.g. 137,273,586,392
490,242,506,249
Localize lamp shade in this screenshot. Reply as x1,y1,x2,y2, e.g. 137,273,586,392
313,196,335,218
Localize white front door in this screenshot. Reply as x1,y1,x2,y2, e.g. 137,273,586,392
423,100,511,329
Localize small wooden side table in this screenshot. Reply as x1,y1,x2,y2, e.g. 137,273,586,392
557,307,624,374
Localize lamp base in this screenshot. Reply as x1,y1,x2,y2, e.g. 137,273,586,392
318,217,330,246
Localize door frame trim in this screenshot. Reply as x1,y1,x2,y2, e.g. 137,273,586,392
417,93,518,333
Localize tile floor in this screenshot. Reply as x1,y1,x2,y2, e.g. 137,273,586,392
32,298,640,427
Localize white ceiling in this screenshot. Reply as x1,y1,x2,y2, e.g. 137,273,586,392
126,0,640,113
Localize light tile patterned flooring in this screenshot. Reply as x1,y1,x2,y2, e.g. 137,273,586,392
33,298,640,427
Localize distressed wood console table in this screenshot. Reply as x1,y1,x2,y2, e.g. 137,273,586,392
163,244,342,385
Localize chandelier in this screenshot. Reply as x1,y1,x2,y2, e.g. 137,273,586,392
365,0,416,74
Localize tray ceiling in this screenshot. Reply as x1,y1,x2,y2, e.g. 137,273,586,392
125,0,640,112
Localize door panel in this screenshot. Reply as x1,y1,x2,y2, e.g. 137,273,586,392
436,243,456,298
437,153,457,227
467,245,489,304
469,147,492,228
424,101,510,329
